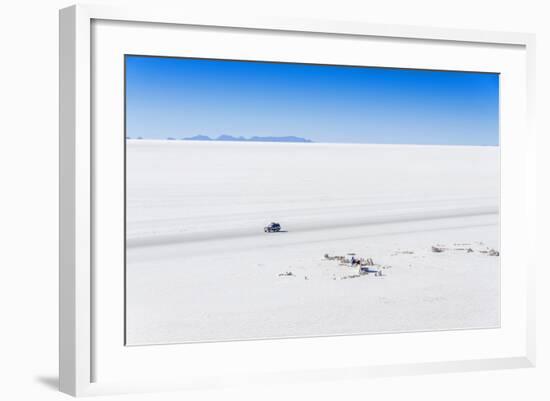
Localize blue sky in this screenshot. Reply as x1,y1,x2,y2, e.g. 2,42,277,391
125,55,499,145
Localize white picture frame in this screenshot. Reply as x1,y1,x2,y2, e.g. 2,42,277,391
59,4,536,397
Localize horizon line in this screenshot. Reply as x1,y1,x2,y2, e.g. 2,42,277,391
125,137,499,147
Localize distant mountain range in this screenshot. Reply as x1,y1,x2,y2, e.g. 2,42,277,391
183,135,313,143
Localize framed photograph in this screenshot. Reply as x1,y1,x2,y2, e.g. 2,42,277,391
59,4,536,396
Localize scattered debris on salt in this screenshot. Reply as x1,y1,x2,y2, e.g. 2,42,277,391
324,253,385,277
432,244,498,256
340,274,361,280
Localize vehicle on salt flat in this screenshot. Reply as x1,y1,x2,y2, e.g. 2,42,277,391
264,222,282,233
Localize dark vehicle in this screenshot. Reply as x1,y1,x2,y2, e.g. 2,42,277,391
264,222,281,233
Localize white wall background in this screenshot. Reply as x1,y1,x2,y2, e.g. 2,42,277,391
0,0,547,400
